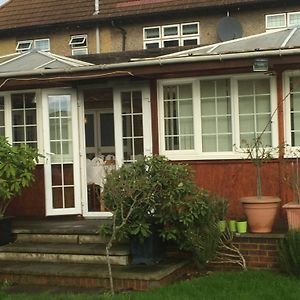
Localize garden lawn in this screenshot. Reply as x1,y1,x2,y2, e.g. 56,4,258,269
1,270,300,300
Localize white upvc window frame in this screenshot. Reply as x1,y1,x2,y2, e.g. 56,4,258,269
0,90,44,163
143,21,200,49
181,22,200,37
287,11,300,27
16,40,33,52
162,24,180,38
143,26,161,40
265,13,286,30
283,70,300,151
158,74,278,161
69,34,88,55
34,38,50,52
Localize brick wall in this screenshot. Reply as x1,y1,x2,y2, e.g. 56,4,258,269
234,233,283,270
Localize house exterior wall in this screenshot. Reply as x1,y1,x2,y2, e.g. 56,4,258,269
0,26,99,56
103,4,300,53
6,166,45,217
1,3,300,56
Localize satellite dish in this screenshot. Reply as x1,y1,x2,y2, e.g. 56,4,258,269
217,16,243,42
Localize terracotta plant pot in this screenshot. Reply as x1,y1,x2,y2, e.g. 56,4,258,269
283,201,300,230
240,196,281,233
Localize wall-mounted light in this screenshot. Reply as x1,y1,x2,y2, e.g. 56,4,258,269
253,58,268,72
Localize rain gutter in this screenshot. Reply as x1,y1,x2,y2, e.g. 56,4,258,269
0,48,300,78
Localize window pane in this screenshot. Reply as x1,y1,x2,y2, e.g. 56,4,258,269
238,79,271,146
132,91,142,113
0,111,4,127
100,113,115,147
239,96,254,114
183,38,198,46
266,14,286,28
144,27,160,39
163,84,194,150
163,40,179,47
182,23,198,35
121,92,131,113
85,114,95,147
12,111,24,125
163,26,178,37
200,79,232,152
289,13,300,26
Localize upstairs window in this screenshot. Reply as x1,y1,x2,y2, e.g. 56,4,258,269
16,39,50,52
69,34,88,55
16,40,33,52
143,22,200,49
34,39,50,51
266,11,300,30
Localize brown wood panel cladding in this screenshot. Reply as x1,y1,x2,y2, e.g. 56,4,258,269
5,165,45,218
186,159,293,228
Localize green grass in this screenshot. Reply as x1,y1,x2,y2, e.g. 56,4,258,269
1,271,300,300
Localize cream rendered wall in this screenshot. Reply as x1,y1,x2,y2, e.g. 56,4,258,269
0,36,17,55
104,4,300,52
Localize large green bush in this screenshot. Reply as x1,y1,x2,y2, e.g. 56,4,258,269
0,136,40,217
102,155,227,268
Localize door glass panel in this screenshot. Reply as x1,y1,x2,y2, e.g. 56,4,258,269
48,95,75,210
121,90,144,162
85,114,95,147
100,113,115,147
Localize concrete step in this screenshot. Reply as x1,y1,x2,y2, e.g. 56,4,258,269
14,233,109,244
0,242,129,266
0,259,190,291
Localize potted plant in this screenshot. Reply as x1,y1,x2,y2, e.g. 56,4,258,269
239,137,281,233
0,137,40,245
282,148,300,229
236,216,247,234
213,196,228,233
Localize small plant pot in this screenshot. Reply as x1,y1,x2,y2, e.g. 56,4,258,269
218,220,227,232
0,217,13,246
228,220,237,232
236,221,247,234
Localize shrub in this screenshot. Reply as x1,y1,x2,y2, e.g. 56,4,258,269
278,230,300,276
0,137,40,217
102,155,227,268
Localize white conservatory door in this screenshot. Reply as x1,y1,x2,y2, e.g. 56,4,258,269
43,89,81,216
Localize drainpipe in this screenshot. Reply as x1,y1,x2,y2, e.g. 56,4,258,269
94,0,100,53
94,0,99,15
111,21,127,51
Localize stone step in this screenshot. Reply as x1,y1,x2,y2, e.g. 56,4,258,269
0,242,129,266
14,233,109,244
0,260,190,291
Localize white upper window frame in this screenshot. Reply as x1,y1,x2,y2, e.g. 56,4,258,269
69,35,87,47
143,21,200,49
287,11,300,27
34,38,50,52
283,70,300,151
69,34,88,55
158,74,278,161
143,26,161,40
16,40,33,52
265,13,287,30
0,90,44,163
181,22,200,37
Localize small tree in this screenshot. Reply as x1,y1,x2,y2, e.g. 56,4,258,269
241,136,275,198
0,137,40,217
